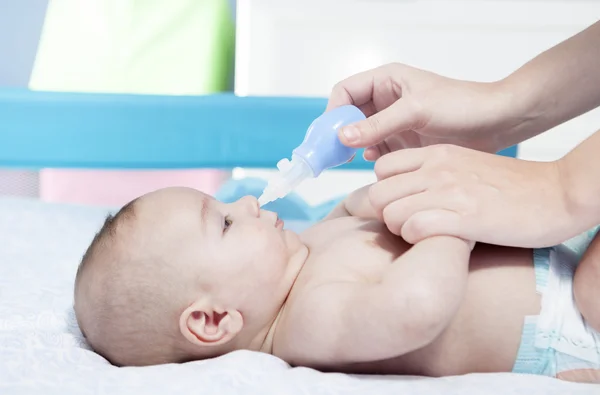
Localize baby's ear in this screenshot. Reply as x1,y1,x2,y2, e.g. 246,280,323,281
179,299,243,347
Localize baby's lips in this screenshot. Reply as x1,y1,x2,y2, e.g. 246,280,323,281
260,209,282,228
271,212,283,229
275,217,284,229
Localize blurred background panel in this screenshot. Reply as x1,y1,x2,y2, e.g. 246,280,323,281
0,0,48,197
0,0,236,205
235,0,600,205
1,1,599,206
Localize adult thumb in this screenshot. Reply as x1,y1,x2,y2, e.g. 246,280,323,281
401,209,463,244
337,99,419,148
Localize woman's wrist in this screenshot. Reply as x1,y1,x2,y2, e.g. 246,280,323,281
484,76,546,151
489,21,600,151
557,136,600,236
464,78,541,153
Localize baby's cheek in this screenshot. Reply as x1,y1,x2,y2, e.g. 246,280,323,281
252,225,284,248
252,232,288,269
240,224,287,260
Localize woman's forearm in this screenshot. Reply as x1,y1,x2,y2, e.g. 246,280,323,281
560,129,600,232
495,20,600,148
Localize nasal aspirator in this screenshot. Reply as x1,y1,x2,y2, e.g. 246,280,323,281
257,105,366,207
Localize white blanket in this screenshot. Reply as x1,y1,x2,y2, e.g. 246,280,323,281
0,197,597,394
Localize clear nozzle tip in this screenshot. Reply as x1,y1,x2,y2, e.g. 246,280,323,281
257,192,273,207
258,155,314,207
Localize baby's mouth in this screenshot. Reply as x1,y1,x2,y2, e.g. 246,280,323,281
275,216,284,229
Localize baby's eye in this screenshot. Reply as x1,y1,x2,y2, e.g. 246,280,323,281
223,216,232,232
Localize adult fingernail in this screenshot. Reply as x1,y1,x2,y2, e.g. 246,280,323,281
342,126,359,143
363,147,379,161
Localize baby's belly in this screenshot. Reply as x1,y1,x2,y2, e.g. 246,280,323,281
418,244,540,376
335,244,540,376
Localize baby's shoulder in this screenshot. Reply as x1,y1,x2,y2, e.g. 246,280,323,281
301,216,390,247
300,217,407,279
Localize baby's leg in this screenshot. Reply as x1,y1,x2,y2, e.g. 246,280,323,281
562,231,600,383
573,231,600,332
556,368,600,383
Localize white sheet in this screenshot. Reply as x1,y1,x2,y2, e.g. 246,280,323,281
1,197,597,394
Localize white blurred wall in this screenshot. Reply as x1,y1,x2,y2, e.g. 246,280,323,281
235,0,600,204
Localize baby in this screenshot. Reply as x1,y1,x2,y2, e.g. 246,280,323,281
74,186,600,383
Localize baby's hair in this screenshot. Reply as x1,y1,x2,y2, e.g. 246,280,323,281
77,200,137,275
73,197,200,366
74,199,137,339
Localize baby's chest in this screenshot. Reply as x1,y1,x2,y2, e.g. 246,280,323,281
300,218,409,282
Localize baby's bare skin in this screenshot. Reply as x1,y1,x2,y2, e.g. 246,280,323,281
272,196,540,376
75,186,600,382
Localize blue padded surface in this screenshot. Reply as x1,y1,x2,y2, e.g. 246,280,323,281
0,89,517,170
0,90,369,169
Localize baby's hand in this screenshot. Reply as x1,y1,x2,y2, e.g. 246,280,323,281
323,184,378,220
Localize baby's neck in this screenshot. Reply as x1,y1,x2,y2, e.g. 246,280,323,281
257,242,311,355
258,305,286,355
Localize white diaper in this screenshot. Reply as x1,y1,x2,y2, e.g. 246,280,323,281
534,243,600,375
513,227,600,377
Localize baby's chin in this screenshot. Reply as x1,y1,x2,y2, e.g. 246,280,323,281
282,229,307,253
283,227,300,242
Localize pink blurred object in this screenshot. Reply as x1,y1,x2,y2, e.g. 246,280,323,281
40,169,229,206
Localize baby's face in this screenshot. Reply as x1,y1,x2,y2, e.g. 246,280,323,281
133,187,308,323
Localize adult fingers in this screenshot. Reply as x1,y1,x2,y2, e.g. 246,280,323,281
363,140,394,161
326,65,391,111
363,146,381,161
337,99,421,148
358,102,378,118
373,149,426,180
380,191,458,235
369,173,427,216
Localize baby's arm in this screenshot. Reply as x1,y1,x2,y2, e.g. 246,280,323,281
323,184,378,220
280,236,471,367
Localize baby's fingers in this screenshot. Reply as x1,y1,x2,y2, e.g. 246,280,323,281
401,210,463,244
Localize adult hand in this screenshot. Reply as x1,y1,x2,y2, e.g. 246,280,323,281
368,144,577,248
327,63,519,160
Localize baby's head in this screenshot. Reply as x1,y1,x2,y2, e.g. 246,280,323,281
74,187,308,366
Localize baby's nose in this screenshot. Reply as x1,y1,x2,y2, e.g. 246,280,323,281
239,195,260,217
